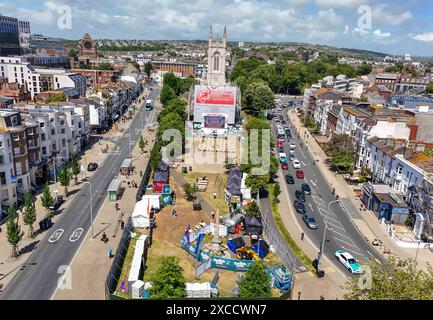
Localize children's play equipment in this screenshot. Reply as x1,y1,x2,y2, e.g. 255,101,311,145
235,247,260,261
267,265,292,293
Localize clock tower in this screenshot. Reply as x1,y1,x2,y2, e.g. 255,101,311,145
79,33,97,59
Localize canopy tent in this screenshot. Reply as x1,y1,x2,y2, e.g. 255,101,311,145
244,215,263,236
131,199,151,228
251,239,270,259
142,194,161,211
226,166,242,196
153,170,169,183
227,237,246,254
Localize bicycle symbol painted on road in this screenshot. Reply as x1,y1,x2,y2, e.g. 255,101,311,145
48,229,64,243
69,228,84,242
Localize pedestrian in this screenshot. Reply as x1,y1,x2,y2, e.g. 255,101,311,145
140,170,143,177
320,295,325,300
301,232,304,241
108,247,113,258
121,220,125,230
213,192,217,199
211,211,215,221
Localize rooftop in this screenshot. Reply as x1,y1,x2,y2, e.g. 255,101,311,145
408,152,433,173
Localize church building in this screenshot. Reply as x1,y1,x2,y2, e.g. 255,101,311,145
192,25,240,133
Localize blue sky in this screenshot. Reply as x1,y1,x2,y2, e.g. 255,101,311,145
1,0,433,56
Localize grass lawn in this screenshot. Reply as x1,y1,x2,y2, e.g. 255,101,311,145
181,171,229,214
269,184,315,274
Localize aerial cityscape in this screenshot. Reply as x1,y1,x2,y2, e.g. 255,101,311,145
0,0,433,308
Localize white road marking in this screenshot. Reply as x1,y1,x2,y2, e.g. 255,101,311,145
309,179,317,187
69,228,84,242
48,229,64,243
334,237,359,250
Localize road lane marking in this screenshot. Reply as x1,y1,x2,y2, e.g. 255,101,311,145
69,228,84,242
334,237,360,250
48,229,64,243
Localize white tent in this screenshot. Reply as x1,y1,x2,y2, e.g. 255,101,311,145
128,235,148,293
131,199,151,228
142,194,160,211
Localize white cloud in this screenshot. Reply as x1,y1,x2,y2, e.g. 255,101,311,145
373,28,391,38
372,4,413,27
411,32,433,42
315,0,370,8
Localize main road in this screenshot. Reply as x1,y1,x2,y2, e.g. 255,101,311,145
0,87,160,300
272,102,383,275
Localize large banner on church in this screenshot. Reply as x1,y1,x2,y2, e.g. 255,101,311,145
194,85,236,106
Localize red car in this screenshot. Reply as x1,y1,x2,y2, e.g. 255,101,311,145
277,140,284,147
296,169,304,179
281,162,289,170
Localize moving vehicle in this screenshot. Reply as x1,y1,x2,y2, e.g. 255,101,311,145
302,183,311,195
87,162,98,171
296,169,305,179
292,159,301,169
145,99,153,110
303,214,318,229
294,200,306,214
295,190,306,202
289,142,296,150
335,250,363,274
285,174,295,184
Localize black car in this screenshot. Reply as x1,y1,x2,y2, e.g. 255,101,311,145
87,162,98,171
302,183,312,195
282,120,286,125
295,190,306,202
49,195,64,212
285,174,295,184
294,200,306,214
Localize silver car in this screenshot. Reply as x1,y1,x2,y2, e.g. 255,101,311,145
303,214,318,229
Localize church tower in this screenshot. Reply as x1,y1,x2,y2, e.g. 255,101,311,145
207,25,227,86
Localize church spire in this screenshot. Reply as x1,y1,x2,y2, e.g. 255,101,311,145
223,25,227,46
209,25,213,46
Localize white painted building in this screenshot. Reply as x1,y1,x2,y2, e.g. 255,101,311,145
0,127,17,209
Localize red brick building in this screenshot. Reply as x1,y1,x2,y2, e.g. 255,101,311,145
70,69,120,86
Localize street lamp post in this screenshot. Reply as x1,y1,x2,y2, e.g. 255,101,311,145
82,181,94,238
318,200,340,266
415,239,421,264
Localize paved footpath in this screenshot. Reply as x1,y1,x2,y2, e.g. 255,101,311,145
0,90,150,294
53,96,160,300
287,109,433,270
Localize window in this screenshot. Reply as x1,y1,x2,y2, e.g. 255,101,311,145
0,172,5,185
0,155,3,164
397,166,403,174
213,54,220,71
62,139,66,148
41,133,46,141
12,133,19,141
42,146,46,155
51,129,55,135
61,128,65,134
40,122,45,128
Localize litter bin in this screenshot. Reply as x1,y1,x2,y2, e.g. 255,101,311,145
193,203,202,211
316,269,325,278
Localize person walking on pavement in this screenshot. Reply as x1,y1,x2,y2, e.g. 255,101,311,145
120,220,125,230
108,247,113,258
301,232,305,241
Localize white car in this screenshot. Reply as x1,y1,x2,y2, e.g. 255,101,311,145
290,142,296,150
334,250,363,274
292,159,301,169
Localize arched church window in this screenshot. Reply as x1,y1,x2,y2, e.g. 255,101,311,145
213,54,219,71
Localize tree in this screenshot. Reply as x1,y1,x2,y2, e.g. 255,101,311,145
327,134,356,158
41,183,54,217
272,183,281,205
245,174,270,194
182,183,198,201
243,82,275,116
239,262,272,298
97,62,113,70
23,192,36,238
6,206,24,257
58,164,70,197
242,200,261,217
71,155,81,185
46,92,67,103
345,256,433,300
331,152,354,171
149,256,187,298
144,62,154,80
139,135,145,151
160,85,176,106
68,48,78,58
427,83,433,95
150,142,162,171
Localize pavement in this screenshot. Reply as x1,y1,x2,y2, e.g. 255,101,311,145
286,105,433,270
0,87,161,300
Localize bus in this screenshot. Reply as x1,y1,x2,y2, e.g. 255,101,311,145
145,99,153,110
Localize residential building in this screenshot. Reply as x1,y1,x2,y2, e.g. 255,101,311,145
0,15,21,56
70,69,120,86
29,34,65,55
0,126,17,209
325,104,343,138
152,61,195,77
36,69,86,96
396,76,431,93
373,73,400,92
0,110,31,197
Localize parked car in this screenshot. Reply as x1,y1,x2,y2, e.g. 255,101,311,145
49,195,64,212
281,162,289,170
87,162,98,171
277,140,284,147
292,159,301,169
282,120,286,125
303,214,318,229
289,154,296,162
294,200,306,214
335,250,363,274
290,142,296,150
296,169,305,179
278,146,285,153
302,183,311,195
285,174,295,184
295,190,306,202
